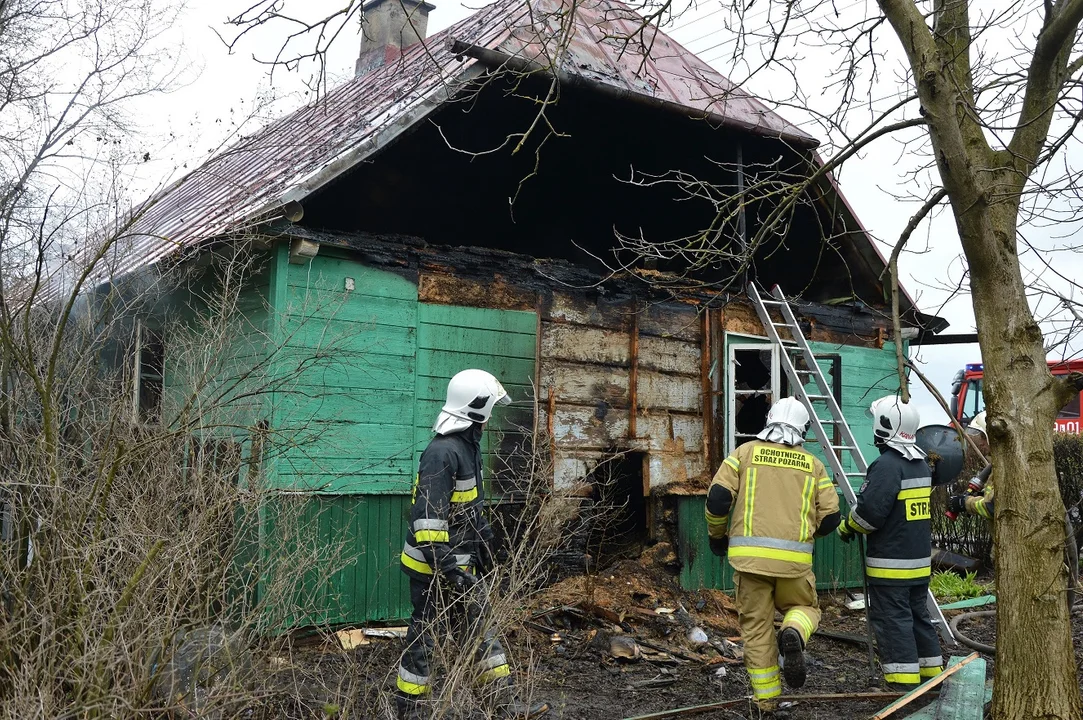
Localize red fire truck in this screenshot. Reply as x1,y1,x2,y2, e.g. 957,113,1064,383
949,359,1083,434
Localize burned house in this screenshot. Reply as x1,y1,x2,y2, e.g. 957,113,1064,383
118,0,946,624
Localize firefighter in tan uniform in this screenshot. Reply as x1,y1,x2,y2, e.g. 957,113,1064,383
705,398,840,711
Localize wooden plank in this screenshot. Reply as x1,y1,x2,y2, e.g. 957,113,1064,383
418,303,537,334
540,362,630,406
273,351,415,391
282,317,416,357
638,335,701,375
417,322,537,359
930,657,987,720
274,388,414,425
284,289,418,327
637,370,701,413
636,413,704,448
871,654,980,720
287,257,418,300
549,404,630,448
416,352,535,387
542,323,629,365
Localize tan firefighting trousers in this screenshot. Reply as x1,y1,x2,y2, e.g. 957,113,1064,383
734,570,820,702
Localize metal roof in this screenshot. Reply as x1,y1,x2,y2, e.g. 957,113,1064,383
106,0,817,279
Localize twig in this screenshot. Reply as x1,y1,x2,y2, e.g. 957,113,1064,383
905,360,989,465
870,652,980,719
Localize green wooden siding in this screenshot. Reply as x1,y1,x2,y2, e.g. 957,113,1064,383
271,255,420,494
258,494,412,628
678,336,904,594
677,496,863,591
413,303,537,490
249,252,537,625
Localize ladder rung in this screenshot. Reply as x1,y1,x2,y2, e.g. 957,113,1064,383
830,446,857,452
759,299,784,306
806,394,831,400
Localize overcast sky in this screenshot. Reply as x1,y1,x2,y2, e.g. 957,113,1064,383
130,0,1083,428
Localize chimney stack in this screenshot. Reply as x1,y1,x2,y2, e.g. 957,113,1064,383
356,0,436,77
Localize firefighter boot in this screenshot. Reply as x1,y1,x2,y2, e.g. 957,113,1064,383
395,695,425,720
778,627,807,689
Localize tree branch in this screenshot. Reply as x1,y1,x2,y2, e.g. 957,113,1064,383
885,187,948,402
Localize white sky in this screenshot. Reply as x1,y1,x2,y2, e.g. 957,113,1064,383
128,0,1083,428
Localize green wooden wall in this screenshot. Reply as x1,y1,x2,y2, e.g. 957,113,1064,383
256,248,536,625
678,336,903,593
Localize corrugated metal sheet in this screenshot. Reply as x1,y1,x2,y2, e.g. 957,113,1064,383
102,0,815,286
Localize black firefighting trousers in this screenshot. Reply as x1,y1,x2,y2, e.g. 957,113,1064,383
395,575,511,710
867,583,944,688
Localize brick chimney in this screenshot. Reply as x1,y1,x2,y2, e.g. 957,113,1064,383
356,0,436,77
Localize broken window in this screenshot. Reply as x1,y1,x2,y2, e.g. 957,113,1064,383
728,343,779,452
131,321,164,424
725,340,843,453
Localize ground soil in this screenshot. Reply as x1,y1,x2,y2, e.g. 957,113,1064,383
260,559,1083,719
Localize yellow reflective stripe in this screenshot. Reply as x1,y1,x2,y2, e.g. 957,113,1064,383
729,546,812,564
477,664,511,683
413,529,449,543
897,487,932,500
784,610,815,641
748,665,779,677
817,476,833,489
451,487,479,503
705,511,729,527
976,499,992,519
724,456,740,471
397,676,430,695
799,475,813,542
400,551,434,575
847,514,872,534
884,672,921,684
744,468,757,536
920,666,943,678
865,566,931,580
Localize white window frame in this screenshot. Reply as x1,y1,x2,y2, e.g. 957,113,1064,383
726,339,780,453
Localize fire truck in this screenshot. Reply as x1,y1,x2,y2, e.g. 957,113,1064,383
949,359,1083,434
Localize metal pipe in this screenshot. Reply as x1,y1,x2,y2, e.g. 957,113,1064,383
446,38,820,149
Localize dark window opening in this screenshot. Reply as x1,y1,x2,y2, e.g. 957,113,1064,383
133,323,164,424
732,347,775,449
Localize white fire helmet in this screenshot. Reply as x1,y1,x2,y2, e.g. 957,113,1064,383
968,411,987,439
756,397,811,446
867,395,926,460
436,369,511,431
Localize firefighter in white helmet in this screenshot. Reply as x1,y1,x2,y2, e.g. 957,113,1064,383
395,369,549,720
946,412,995,521
838,395,943,690
705,397,841,711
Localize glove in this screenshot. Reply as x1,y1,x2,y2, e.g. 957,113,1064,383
837,522,856,544
947,495,967,515
709,536,729,557
444,567,480,593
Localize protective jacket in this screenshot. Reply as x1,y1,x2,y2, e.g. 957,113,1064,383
706,440,839,578
400,424,493,579
964,478,995,520
844,446,932,585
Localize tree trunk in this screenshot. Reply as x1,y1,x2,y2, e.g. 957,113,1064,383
960,201,1081,720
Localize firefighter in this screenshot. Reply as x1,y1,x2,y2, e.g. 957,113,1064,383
395,369,549,720
946,412,994,521
837,396,944,690
705,397,841,711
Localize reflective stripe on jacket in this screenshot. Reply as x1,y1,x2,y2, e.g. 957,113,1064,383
964,478,995,520
707,440,839,578
846,447,933,585
400,425,492,579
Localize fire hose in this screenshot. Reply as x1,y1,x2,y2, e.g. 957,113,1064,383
948,514,1081,656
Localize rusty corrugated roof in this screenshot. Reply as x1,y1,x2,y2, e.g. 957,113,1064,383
110,0,817,279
